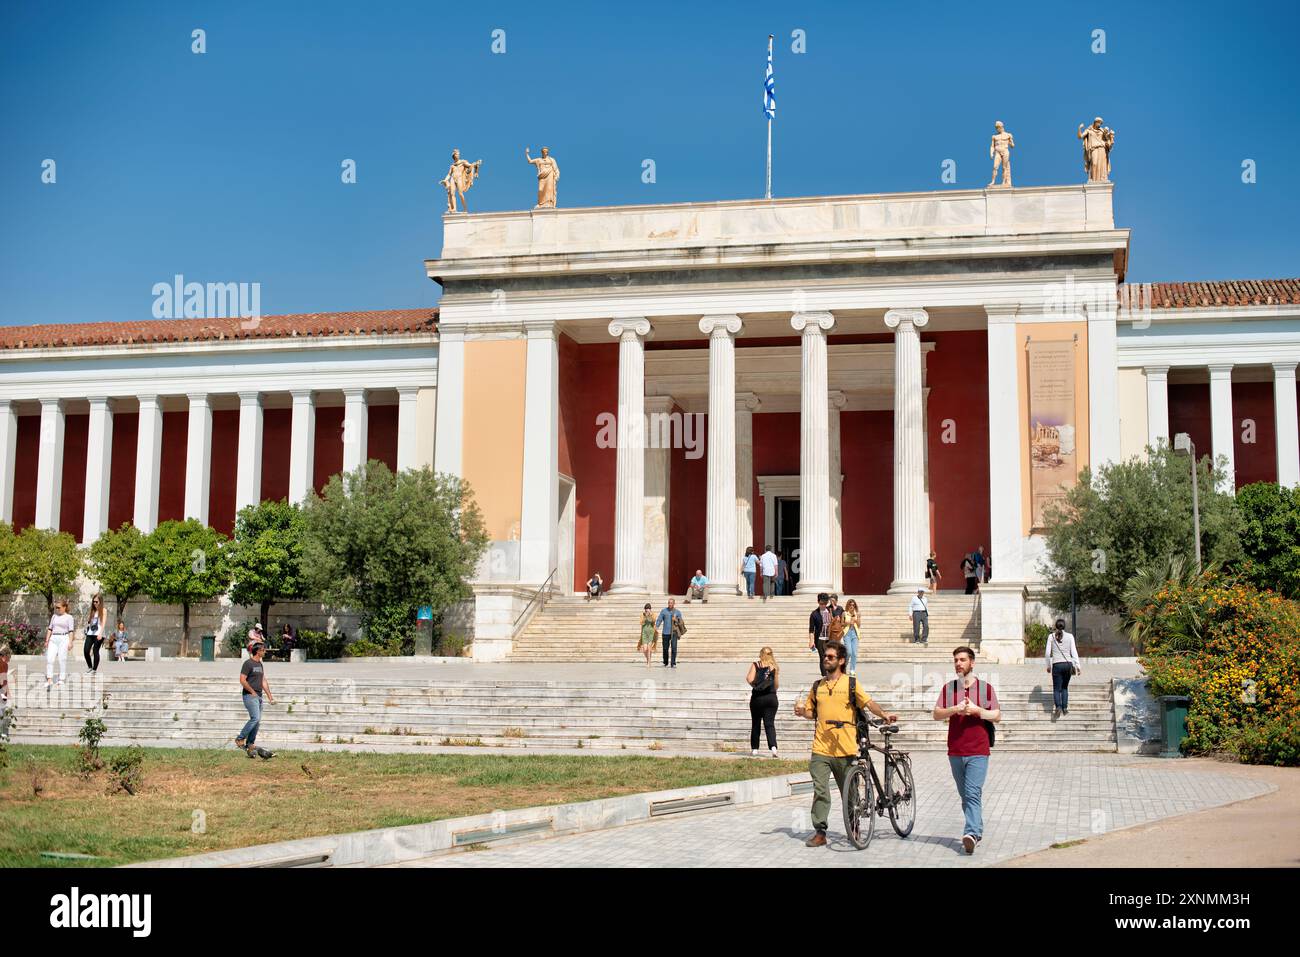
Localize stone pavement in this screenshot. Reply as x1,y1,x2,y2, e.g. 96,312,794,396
395,752,1273,868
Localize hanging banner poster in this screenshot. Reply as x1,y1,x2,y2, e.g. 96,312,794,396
1027,339,1078,529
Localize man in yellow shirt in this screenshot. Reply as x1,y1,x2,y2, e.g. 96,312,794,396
794,640,897,847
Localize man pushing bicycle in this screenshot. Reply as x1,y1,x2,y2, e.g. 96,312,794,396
793,640,897,847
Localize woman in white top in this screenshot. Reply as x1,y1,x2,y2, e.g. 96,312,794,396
1045,617,1081,718
45,599,76,688
83,593,108,674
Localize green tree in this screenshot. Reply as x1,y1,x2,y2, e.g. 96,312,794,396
1236,482,1300,600
0,521,18,596
300,462,489,648
227,500,307,632
140,520,230,656
87,523,149,621
11,527,84,618
1041,443,1243,614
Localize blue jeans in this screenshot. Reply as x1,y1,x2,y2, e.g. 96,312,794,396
239,692,262,747
743,570,756,596
948,755,989,839
1052,661,1075,710
843,627,859,672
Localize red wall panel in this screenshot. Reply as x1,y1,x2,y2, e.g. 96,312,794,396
107,411,138,531
157,410,187,524
1168,384,1212,471
11,415,39,530
750,411,801,553
367,405,399,472
667,412,708,592
925,330,991,586
560,341,618,591
1232,381,1277,487
260,408,291,503
58,413,88,539
313,406,344,494
557,334,578,479
208,410,240,535
840,410,894,596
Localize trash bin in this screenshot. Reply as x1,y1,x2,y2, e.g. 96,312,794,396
200,635,216,662
1157,695,1191,758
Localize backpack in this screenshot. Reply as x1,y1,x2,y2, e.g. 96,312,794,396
827,614,846,643
948,678,996,748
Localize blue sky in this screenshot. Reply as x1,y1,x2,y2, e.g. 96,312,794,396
2,0,1297,325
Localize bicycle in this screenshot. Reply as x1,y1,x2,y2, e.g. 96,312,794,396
841,717,916,849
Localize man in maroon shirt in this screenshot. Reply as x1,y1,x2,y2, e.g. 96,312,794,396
932,645,1001,855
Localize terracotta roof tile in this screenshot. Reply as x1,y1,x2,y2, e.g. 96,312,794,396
0,309,438,351
1120,279,1300,310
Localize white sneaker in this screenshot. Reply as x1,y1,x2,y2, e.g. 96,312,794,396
751,749,759,757
56,679,65,688
770,747,779,758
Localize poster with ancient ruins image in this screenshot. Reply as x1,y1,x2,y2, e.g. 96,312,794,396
1027,339,1078,529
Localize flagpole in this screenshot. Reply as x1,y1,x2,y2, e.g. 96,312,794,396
765,34,773,200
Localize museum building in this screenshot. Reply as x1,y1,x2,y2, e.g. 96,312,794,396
1,182,1297,661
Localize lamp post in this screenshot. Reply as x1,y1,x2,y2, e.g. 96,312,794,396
1173,433,1202,573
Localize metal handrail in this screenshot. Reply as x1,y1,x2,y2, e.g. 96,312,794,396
512,567,559,631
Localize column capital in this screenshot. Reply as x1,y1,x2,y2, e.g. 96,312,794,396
791,311,835,334
983,304,1020,324
1207,363,1235,379
238,391,262,405
699,314,743,337
884,308,930,330
1272,361,1298,377
342,387,368,400
87,396,111,410
397,384,421,399
523,318,558,340
186,392,210,405
137,394,160,409
436,323,468,343
829,390,848,410
608,317,653,340
645,395,676,415
291,389,315,402
736,392,761,413
1143,364,1171,379
39,397,64,411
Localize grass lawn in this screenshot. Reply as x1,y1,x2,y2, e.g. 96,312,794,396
0,745,804,867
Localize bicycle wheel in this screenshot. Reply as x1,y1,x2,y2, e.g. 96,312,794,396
885,752,916,838
841,763,875,850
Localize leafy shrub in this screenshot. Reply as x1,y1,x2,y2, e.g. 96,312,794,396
299,629,346,660
1137,574,1300,764
344,637,404,658
0,619,41,655
1023,622,1050,657
77,716,108,777
108,747,145,795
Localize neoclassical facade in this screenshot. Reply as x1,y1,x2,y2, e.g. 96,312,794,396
1,183,1297,662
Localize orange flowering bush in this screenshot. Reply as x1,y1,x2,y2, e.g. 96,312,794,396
1137,574,1300,765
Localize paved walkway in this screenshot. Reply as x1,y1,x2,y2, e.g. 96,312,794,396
393,753,1273,868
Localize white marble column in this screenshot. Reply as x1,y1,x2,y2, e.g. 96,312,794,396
644,396,674,595
736,392,760,573
886,308,932,594
985,306,1024,582
1273,362,1299,488
34,398,65,531
183,392,213,524
288,389,317,504
133,395,163,532
520,321,560,586
0,400,19,524
700,315,742,594
342,388,369,474
396,386,420,472
433,327,465,478
1088,299,1121,468
792,311,835,595
82,397,114,543
1144,365,1170,450
608,318,652,593
235,392,263,515
1208,363,1235,492
829,391,846,593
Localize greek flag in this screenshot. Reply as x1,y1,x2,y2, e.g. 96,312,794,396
763,38,776,119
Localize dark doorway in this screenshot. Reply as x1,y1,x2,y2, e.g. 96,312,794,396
776,496,800,591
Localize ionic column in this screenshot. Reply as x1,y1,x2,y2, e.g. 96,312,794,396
288,389,317,504
607,318,652,593
792,311,835,595
1145,365,1170,450
644,396,675,595
83,397,114,543
235,392,264,515
520,321,559,586
396,386,420,472
342,388,369,474
886,308,931,594
1208,363,1235,492
1273,362,1299,488
133,395,163,532
736,392,761,577
34,398,65,531
0,400,19,524
700,315,742,594
184,392,213,524
829,391,846,593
